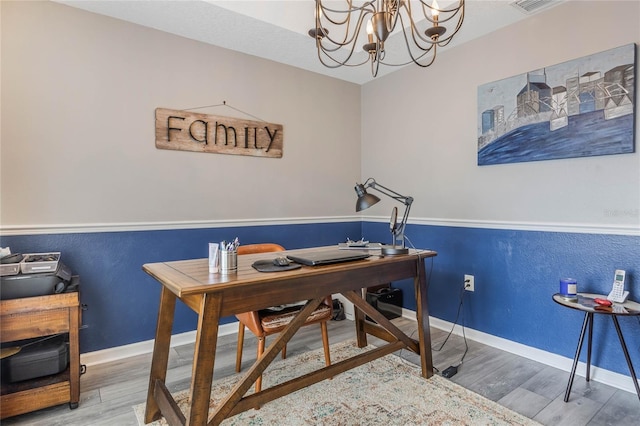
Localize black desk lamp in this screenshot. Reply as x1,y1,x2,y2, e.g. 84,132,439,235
354,178,413,255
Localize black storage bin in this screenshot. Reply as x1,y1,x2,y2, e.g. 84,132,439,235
0,262,72,300
366,287,402,320
1,334,69,383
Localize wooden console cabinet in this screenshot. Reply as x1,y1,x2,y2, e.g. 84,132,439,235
0,292,81,419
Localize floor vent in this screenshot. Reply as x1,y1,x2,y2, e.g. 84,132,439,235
510,0,562,15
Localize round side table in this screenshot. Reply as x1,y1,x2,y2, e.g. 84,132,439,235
552,293,640,402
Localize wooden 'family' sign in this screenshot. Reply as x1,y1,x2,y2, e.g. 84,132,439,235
155,108,283,158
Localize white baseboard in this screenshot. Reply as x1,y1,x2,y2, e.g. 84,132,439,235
79,322,238,366
81,311,638,396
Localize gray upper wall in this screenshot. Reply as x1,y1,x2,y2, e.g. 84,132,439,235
1,1,361,227
361,1,639,229
1,1,638,232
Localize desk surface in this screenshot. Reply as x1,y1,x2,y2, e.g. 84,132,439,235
553,293,640,316
143,246,437,317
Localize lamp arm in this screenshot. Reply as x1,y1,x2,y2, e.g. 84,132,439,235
394,201,413,247
364,178,413,247
365,179,412,206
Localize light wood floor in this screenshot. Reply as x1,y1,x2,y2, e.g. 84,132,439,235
3,317,639,425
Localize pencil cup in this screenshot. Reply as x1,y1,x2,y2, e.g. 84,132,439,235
208,243,219,273
219,249,237,274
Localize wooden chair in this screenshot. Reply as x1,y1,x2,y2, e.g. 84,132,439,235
235,243,332,393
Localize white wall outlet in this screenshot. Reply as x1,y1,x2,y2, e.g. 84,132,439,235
464,274,474,292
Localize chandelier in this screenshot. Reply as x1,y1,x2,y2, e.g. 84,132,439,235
308,0,465,77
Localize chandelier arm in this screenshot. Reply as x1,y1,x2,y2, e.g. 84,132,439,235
382,49,438,68
318,0,375,17
316,18,372,66
412,49,438,68
374,13,445,67
417,0,465,14
318,52,371,68
317,1,375,27
398,12,436,48
318,23,366,48
316,36,371,68
374,15,437,67
316,8,372,49
392,5,462,48
393,14,438,62
378,46,437,68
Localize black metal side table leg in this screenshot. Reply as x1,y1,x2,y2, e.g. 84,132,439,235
611,316,640,401
565,312,592,402
586,312,593,382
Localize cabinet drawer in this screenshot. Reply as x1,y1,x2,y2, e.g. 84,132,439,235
1,381,70,418
1,309,70,342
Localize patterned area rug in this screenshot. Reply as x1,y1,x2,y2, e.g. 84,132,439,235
134,341,539,425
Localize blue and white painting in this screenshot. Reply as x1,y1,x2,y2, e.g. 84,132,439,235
477,44,636,166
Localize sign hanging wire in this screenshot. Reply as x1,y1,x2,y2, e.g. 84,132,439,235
182,101,266,122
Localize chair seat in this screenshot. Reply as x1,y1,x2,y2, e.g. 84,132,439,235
260,303,332,333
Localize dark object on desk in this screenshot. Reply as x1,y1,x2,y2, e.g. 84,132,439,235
251,259,302,272
1,334,69,383
273,256,290,266
366,287,402,320
286,249,369,266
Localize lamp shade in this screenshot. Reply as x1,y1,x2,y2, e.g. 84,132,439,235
355,183,381,212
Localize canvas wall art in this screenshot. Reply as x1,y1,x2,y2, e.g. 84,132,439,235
477,44,636,166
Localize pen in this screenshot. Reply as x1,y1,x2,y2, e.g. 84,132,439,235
221,238,239,251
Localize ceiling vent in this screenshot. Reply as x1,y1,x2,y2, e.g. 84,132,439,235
510,0,562,15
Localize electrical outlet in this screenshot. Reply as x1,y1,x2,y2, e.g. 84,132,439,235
464,274,474,292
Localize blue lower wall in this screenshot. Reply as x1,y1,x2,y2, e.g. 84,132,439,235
363,221,640,379
2,221,639,381
0,222,360,353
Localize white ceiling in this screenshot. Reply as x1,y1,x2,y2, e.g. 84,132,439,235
55,0,564,85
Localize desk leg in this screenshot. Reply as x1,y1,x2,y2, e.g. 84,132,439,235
145,287,177,424
354,288,368,348
611,316,640,401
415,257,433,378
186,292,222,426
564,312,591,402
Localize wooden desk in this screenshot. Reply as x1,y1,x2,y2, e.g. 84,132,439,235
143,247,437,426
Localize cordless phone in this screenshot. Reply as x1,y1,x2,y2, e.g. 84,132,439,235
607,269,629,303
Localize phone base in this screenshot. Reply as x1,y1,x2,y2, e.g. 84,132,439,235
607,291,629,304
